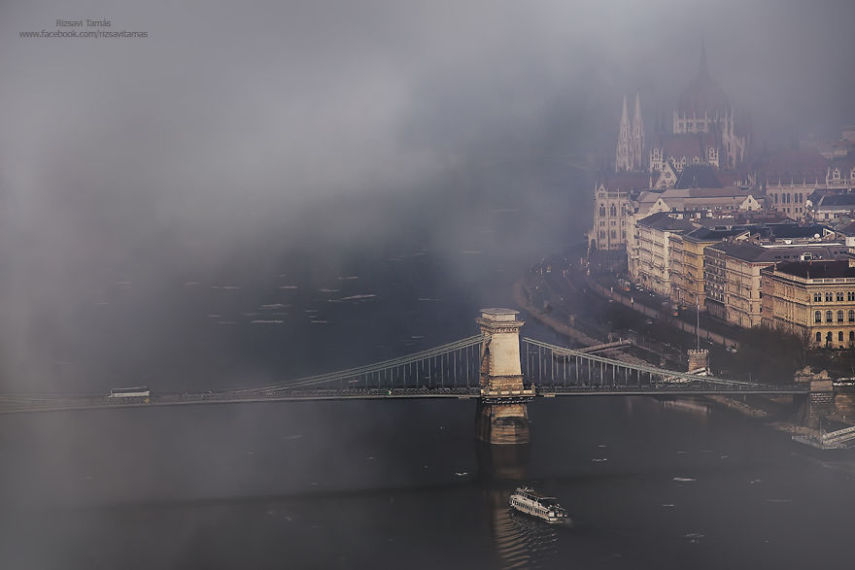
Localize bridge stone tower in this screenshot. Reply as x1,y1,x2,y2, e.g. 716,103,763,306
475,308,533,445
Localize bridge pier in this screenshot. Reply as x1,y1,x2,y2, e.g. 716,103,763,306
475,308,532,445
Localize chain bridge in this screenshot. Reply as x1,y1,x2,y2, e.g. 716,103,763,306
0,308,808,442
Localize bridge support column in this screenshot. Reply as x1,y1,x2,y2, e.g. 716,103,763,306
687,348,709,374
475,308,531,445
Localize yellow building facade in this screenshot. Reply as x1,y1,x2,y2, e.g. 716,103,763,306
761,260,855,348
670,228,749,309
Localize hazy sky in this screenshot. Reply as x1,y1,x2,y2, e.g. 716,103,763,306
1,0,854,388
3,1,854,230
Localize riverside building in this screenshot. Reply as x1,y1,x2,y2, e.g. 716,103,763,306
705,242,848,328
760,260,855,348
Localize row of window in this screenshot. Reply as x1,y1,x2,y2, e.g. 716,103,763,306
813,292,855,302
597,230,627,240
829,167,855,181
773,193,803,204
816,331,855,344
598,205,630,217
814,310,855,323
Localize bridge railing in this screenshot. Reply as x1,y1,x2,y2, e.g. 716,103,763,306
522,337,803,393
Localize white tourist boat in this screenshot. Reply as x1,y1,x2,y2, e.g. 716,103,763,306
508,487,569,524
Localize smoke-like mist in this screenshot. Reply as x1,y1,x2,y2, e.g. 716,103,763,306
3,2,855,569
3,0,855,391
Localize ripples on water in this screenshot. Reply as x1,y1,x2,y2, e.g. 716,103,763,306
494,505,563,569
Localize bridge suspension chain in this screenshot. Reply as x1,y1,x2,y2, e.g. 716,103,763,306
237,334,487,394
522,337,765,389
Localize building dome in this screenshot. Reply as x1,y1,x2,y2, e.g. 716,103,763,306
677,47,731,117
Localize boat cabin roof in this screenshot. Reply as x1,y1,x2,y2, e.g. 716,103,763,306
514,487,559,504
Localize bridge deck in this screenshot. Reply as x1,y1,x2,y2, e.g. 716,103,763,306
0,384,807,415
0,332,810,415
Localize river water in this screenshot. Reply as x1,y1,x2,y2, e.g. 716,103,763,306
2,174,855,568
3,390,855,569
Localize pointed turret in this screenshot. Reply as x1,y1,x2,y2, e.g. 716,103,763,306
632,92,645,170
616,95,632,172
698,39,709,79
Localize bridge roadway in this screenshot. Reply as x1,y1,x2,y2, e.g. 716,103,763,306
0,331,809,415
0,377,807,415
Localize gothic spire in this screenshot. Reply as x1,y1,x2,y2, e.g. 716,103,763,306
616,95,631,172
631,91,644,170
698,39,709,79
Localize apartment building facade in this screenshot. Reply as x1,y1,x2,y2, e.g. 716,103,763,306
760,260,855,348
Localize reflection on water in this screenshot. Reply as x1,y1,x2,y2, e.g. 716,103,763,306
4,396,855,568
494,508,562,569
479,443,564,569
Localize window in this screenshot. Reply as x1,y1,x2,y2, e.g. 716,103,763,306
826,292,833,302
850,310,854,323
849,292,854,301
838,292,844,302
815,311,822,323
827,311,833,322
838,310,844,323
817,332,822,343
610,205,617,217
814,293,822,302
840,331,844,342
599,205,606,217
850,331,854,343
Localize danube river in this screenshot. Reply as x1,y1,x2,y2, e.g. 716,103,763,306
3,384,855,568
2,171,854,568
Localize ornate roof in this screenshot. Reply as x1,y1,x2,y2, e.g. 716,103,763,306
675,164,723,189
655,133,718,159
759,150,827,184
597,171,650,192
677,46,731,117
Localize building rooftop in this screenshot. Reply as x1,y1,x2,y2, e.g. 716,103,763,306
818,193,855,209
655,133,718,160
707,242,847,263
675,164,723,189
597,172,650,192
677,47,731,116
661,186,752,199
759,150,827,184
683,226,750,242
754,223,832,240
834,220,855,236
767,260,855,279
637,212,697,232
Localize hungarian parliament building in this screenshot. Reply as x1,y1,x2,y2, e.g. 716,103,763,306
586,48,855,347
